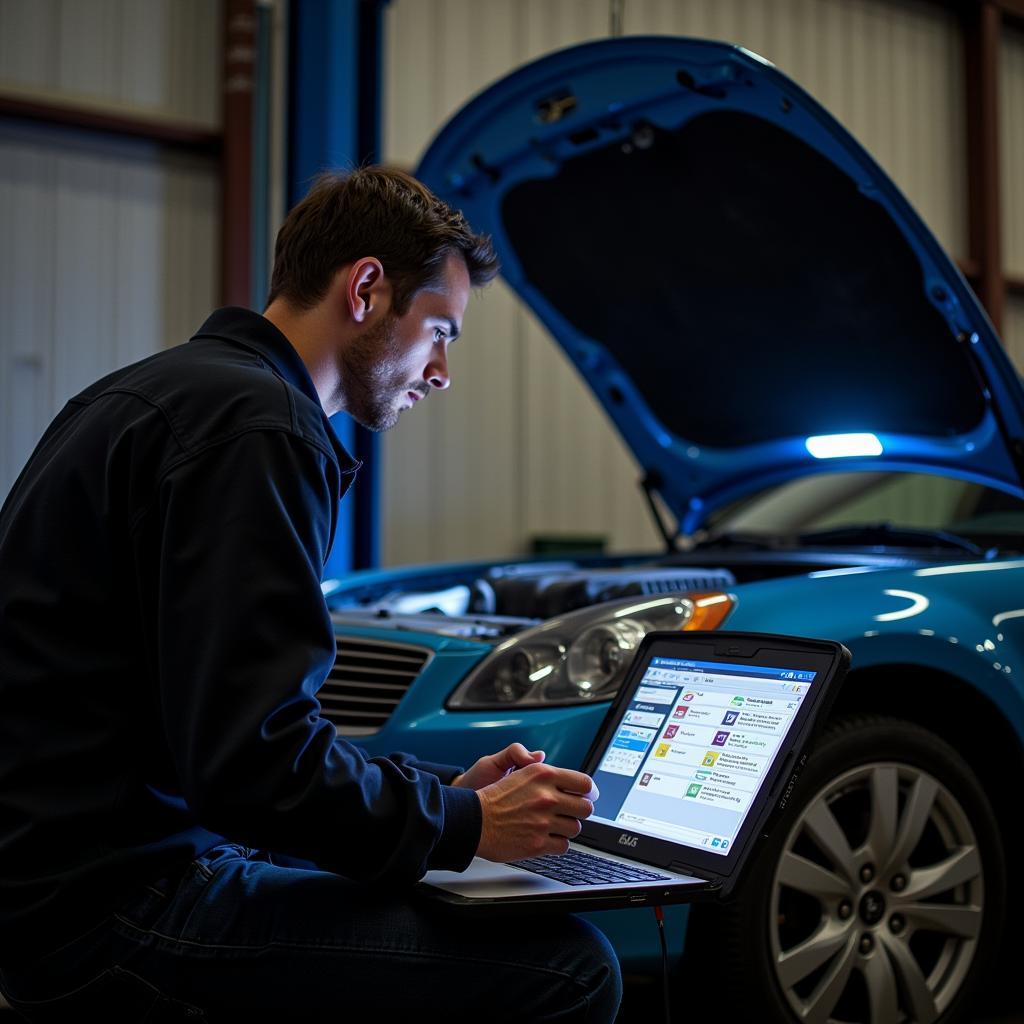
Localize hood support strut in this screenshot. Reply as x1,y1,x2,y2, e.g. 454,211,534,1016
642,472,681,554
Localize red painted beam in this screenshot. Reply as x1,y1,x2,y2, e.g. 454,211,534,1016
221,0,256,308
992,0,1024,26
964,1,1005,333
0,93,221,154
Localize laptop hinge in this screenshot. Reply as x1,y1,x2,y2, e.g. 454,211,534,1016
668,863,714,881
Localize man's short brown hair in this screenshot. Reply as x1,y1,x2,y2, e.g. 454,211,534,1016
266,166,499,313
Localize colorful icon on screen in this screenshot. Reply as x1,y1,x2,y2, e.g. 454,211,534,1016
721,840,729,850
682,692,696,702
731,696,744,706
722,710,739,726
711,838,721,848
673,706,690,719
701,751,720,768
655,743,670,758
639,772,652,787
664,725,679,739
712,731,730,746
686,783,703,798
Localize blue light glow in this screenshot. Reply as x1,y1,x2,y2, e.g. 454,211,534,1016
916,560,1024,577
805,433,883,459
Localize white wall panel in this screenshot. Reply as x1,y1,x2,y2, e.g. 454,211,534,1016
1004,297,1024,376
1003,24,1024,278
0,123,218,498
0,0,221,126
627,0,966,256
0,1,221,501
382,0,969,565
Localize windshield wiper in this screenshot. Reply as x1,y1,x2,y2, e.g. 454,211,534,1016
795,523,985,555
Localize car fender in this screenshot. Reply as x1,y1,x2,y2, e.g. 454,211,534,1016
723,566,1024,740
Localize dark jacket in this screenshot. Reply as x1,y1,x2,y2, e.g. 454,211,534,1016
0,308,481,959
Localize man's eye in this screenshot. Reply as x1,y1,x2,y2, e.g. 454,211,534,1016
434,328,447,343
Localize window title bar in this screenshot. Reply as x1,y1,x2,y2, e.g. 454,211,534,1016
649,657,817,682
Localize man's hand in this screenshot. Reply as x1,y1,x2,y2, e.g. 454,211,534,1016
451,742,544,791
475,762,599,862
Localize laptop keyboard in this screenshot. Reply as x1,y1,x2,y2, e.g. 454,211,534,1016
510,849,671,886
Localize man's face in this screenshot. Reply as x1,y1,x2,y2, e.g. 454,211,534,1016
340,254,470,432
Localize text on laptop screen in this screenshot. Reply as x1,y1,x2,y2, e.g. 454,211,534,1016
590,656,817,855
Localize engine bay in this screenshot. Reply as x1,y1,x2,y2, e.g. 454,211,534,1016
325,539,955,641
330,563,736,640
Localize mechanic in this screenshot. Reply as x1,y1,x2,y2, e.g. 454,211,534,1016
0,167,622,1022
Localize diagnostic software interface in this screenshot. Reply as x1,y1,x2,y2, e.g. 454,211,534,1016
590,655,817,855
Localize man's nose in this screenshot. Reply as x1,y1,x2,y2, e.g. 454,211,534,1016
426,351,450,390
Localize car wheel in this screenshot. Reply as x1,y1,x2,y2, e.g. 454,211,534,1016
708,714,1006,1024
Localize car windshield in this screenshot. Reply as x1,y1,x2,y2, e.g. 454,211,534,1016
702,471,1024,550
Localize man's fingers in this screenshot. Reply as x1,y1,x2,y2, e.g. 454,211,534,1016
491,742,543,775
506,742,543,770
542,835,572,856
476,759,596,861
551,815,584,840
550,794,593,821
550,767,598,799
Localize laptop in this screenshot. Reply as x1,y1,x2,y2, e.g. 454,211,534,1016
418,630,849,913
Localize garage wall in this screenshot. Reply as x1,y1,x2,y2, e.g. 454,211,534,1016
381,0,970,565
0,0,220,499
1006,300,1024,373
1003,24,1024,374
1003,23,1024,281
0,0,219,125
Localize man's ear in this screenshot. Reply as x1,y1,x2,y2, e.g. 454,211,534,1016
345,257,387,324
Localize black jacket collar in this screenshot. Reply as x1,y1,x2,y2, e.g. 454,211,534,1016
191,306,360,474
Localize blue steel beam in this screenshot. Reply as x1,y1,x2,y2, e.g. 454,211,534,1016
288,0,386,576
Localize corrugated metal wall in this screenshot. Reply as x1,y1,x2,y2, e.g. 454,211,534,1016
0,1,1015,554
1006,299,1024,372
0,0,219,125
0,0,220,499
381,0,970,565
1003,24,1024,373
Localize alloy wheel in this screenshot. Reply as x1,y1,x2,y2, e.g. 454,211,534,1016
769,762,983,1024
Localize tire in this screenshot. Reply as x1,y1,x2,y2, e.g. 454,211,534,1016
692,714,1006,1024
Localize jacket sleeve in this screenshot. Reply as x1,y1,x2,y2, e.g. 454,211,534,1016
151,429,481,882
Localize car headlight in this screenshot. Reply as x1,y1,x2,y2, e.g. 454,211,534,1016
446,591,734,709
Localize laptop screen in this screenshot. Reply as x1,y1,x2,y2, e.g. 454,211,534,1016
589,652,817,856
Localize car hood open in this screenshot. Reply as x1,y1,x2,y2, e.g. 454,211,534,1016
416,36,1024,533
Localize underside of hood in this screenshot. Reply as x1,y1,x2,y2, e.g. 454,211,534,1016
416,37,1024,532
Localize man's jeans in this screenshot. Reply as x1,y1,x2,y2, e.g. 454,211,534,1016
0,844,622,1022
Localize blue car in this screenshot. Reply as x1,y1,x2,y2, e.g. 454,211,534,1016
323,38,1024,1024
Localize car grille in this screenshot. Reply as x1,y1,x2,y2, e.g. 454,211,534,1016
320,637,432,735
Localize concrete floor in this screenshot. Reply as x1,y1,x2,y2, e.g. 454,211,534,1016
1,972,1019,1021
1,987,1019,1021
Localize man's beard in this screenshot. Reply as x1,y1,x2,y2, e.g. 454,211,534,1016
337,315,426,432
